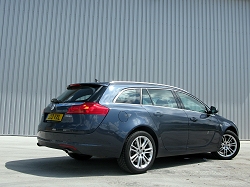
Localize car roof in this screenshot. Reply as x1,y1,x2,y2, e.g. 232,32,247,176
69,81,188,93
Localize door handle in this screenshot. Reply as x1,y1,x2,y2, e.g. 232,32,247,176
190,117,197,122
154,111,163,117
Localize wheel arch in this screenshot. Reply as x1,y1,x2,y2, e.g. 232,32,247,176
125,125,159,156
225,126,238,136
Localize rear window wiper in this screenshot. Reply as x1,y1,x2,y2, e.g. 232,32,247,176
51,98,62,103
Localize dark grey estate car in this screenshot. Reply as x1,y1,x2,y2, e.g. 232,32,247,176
37,81,240,174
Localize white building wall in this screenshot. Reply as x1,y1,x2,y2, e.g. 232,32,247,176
0,0,249,138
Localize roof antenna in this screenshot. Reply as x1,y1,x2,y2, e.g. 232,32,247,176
95,78,99,82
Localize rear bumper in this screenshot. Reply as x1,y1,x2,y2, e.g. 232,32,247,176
37,130,122,158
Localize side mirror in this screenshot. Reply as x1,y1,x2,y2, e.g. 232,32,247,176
210,106,218,114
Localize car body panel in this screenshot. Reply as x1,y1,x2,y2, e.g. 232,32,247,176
39,102,107,134
184,110,220,148
142,105,189,151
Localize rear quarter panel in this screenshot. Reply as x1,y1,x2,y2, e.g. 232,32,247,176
97,103,161,157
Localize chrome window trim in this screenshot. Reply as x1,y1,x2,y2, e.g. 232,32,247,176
110,81,187,93
113,87,179,107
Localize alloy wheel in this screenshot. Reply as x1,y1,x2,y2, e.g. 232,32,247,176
217,134,238,158
129,135,154,169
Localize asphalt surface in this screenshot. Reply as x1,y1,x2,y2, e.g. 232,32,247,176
0,136,249,187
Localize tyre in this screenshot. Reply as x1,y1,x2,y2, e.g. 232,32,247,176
68,153,92,160
117,131,156,174
212,130,240,160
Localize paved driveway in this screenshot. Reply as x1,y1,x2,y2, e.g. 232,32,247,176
0,136,249,186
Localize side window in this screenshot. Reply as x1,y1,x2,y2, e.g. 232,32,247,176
115,89,141,104
177,92,206,113
147,89,178,108
142,89,153,105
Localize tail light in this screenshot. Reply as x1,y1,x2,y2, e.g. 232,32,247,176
66,102,109,115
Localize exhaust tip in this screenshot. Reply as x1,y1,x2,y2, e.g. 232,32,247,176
64,149,74,154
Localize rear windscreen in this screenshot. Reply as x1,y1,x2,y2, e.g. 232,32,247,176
56,86,101,103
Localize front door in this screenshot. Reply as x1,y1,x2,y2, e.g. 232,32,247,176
176,92,220,148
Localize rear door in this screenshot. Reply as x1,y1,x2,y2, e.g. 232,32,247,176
42,84,107,133
141,89,189,151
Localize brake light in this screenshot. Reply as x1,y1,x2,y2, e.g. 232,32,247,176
66,102,109,115
67,83,81,89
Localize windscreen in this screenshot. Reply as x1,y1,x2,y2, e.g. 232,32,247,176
56,86,100,103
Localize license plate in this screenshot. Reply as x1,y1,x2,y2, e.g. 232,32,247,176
46,113,64,122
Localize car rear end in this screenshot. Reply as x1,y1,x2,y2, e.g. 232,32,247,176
37,82,110,156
